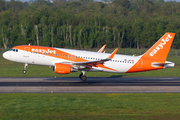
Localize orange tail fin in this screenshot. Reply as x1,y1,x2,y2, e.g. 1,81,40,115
142,32,175,61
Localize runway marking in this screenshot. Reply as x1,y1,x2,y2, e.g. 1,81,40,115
0,77,180,93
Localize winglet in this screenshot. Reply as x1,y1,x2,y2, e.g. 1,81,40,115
108,48,118,59
98,44,106,53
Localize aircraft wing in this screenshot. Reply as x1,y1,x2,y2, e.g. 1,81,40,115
62,48,118,68
98,44,106,53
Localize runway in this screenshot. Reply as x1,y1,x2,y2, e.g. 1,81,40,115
0,77,180,93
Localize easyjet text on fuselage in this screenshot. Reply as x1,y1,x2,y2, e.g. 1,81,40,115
31,48,56,54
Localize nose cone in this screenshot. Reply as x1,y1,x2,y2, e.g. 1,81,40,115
2,51,9,60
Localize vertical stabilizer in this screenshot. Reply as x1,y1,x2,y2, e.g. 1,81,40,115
142,32,175,61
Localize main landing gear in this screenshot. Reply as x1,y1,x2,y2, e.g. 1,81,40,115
22,63,28,74
79,71,87,81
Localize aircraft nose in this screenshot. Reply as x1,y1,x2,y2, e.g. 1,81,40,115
2,51,9,60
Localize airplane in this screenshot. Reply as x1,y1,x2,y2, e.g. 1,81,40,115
3,32,175,81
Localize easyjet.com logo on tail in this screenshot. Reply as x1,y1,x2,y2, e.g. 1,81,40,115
150,34,172,56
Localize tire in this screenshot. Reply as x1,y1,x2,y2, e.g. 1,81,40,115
80,76,87,81
22,70,26,74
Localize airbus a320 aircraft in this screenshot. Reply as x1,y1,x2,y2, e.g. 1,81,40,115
3,32,175,81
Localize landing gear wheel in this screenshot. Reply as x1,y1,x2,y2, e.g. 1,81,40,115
23,63,28,74
80,75,87,81
79,71,87,81
22,70,26,74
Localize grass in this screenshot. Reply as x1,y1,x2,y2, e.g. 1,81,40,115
1,53,180,120
0,54,180,77
0,93,180,120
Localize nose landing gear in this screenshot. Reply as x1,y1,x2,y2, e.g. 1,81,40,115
22,63,28,74
79,71,87,81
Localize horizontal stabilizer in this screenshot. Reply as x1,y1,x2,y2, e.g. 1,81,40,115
151,61,175,68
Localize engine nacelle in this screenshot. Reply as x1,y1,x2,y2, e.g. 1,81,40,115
54,63,71,74
53,63,78,74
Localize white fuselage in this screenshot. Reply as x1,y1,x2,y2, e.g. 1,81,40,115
3,47,140,73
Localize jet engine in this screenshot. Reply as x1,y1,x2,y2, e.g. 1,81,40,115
53,63,77,74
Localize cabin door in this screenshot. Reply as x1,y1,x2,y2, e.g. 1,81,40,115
23,47,30,57
137,59,143,69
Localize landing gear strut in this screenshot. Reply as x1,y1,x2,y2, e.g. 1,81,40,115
22,63,28,74
79,71,87,81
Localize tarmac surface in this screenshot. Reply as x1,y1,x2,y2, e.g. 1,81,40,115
0,77,180,93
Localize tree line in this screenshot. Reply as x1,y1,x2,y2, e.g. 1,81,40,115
1,0,180,49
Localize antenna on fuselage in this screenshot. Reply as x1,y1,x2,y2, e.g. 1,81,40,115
28,43,31,46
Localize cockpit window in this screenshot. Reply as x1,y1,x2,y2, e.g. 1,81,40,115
10,49,18,52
